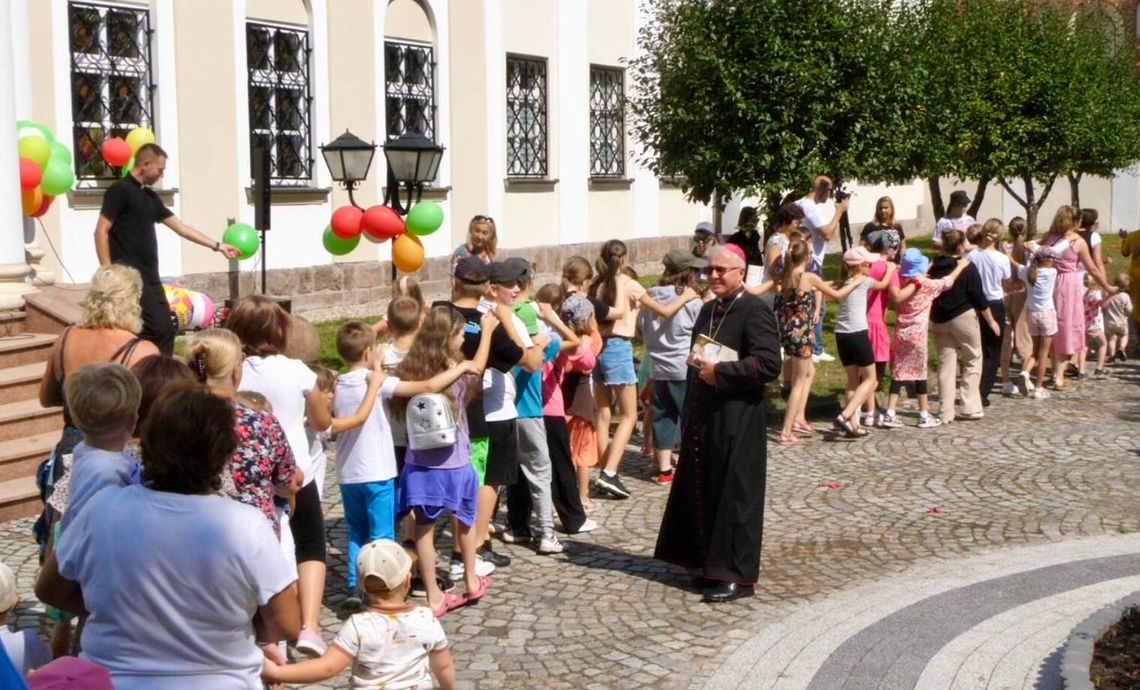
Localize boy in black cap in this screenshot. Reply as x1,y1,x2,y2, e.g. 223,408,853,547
933,190,975,251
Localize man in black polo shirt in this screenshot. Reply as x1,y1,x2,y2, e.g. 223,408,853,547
94,143,239,354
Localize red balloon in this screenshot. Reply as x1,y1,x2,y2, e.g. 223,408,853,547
330,206,364,239
30,194,54,218
361,205,405,241
19,158,41,190
101,138,132,167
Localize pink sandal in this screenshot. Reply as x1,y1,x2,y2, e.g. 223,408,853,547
465,576,492,604
431,591,469,618
777,432,803,446
792,421,816,435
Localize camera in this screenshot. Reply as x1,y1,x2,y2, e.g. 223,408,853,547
833,189,851,202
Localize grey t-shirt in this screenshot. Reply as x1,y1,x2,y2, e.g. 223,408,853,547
834,279,872,334
637,286,701,381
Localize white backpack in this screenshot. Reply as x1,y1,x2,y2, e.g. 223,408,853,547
406,393,457,451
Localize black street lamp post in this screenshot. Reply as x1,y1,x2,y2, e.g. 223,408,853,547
320,129,445,281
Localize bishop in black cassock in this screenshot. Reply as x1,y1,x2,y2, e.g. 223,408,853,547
654,245,781,603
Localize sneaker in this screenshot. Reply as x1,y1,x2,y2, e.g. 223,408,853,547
879,412,903,428
811,354,822,363
595,472,631,499
917,415,942,429
411,576,455,598
295,627,327,658
1030,388,1051,400
537,535,564,554
342,594,364,612
1016,371,1031,396
575,518,599,534
477,544,511,568
655,469,675,485
958,411,984,421
861,413,876,428
1092,368,1108,379
499,528,532,545
1002,382,1018,396
815,351,836,363
448,554,496,580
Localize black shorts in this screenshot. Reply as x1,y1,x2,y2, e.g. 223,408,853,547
482,419,519,487
835,330,875,368
289,480,326,564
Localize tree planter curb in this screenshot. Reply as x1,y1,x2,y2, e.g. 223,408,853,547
1061,590,1140,690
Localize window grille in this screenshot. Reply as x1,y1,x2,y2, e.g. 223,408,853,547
506,56,548,178
247,23,313,185
68,1,155,182
589,67,625,177
385,40,436,141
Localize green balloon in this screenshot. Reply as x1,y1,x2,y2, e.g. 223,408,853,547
120,156,134,178
18,136,51,169
223,223,260,260
41,158,75,195
322,225,360,256
16,120,54,144
405,202,444,236
49,142,72,165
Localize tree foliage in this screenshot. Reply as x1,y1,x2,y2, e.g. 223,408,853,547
630,0,1140,230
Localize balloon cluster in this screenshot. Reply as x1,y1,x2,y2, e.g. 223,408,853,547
99,127,155,178
322,201,444,273
16,120,74,217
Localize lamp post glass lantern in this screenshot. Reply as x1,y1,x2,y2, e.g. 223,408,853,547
383,133,444,213
320,129,376,208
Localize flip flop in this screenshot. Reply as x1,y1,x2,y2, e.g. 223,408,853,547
464,576,492,604
793,421,816,435
778,433,802,446
431,591,468,618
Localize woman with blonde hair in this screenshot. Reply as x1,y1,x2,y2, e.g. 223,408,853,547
1039,206,1116,388
860,196,906,262
450,215,498,272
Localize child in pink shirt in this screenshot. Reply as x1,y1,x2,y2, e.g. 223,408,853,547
862,232,902,426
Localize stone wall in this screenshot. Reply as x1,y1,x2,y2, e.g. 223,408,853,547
176,235,693,321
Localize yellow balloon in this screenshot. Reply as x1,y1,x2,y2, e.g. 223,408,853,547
18,137,51,169
125,127,156,154
392,233,424,273
21,186,43,216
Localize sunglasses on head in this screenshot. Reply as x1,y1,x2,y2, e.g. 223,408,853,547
472,215,494,224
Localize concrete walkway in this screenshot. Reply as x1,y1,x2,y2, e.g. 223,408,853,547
1,361,1138,688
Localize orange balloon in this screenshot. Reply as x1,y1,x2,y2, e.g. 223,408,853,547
392,233,424,273
21,186,43,216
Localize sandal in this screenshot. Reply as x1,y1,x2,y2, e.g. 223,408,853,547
833,414,858,438
431,591,469,618
792,421,816,435
777,433,803,446
464,576,491,604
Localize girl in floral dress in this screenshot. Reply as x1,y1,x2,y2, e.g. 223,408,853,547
880,249,970,428
774,240,865,446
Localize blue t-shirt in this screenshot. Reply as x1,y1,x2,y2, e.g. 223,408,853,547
513,336,561,419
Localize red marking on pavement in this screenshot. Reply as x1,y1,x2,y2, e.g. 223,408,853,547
819,482,840,490
927,506,944,514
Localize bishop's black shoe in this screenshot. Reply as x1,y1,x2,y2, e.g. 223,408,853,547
702,582,754,603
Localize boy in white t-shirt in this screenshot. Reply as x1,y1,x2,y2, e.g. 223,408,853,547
262,540,455,690
0,561,52,677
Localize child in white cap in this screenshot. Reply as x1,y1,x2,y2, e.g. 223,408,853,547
261,539,456,689
0,561,52,677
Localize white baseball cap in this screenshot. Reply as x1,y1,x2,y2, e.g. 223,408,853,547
356,540,412,590
0,561,17,612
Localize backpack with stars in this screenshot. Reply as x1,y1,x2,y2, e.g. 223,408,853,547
406,392,457,451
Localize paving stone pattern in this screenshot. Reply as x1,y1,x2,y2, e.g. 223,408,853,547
1,363,1138,689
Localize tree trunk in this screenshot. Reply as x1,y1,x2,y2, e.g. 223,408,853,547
927,177,945,223
713,191,722,235
1068,172,1082,208
968,176,991,219
1023,175,1038,235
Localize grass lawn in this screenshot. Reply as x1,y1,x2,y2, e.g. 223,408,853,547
312,231,1127,418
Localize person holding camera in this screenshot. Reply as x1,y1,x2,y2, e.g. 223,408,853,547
795,176,850,363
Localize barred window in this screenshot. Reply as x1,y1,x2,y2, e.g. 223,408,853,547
589,67,625,177
506,56,548,178
246,23,313,185
385,40,436,141
68,1,155,182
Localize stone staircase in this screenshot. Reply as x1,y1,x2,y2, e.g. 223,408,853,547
0,287,84,523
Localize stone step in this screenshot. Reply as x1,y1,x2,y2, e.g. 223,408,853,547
0,333,57,368
0,399,63,444
0,430,58,483
0,361,47,405
0,475,39,522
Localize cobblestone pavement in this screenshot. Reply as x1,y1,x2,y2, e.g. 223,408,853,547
2,362,1138,689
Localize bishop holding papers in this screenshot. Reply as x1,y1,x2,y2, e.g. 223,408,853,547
654,244,782,603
